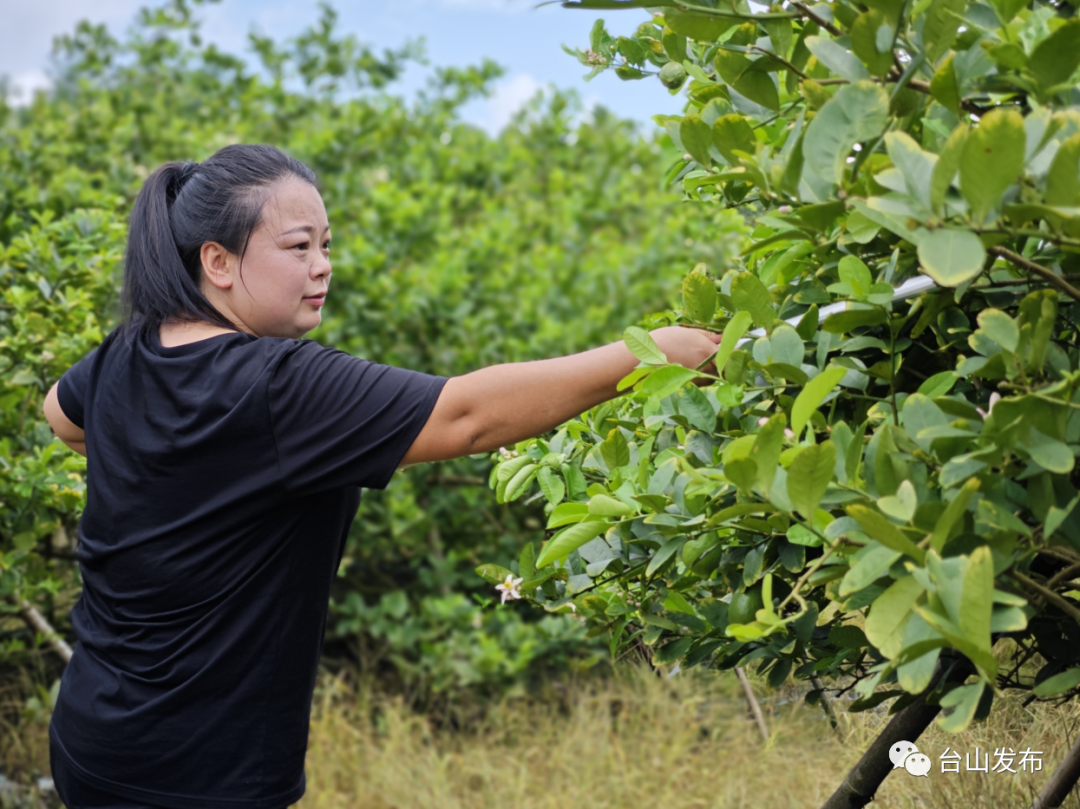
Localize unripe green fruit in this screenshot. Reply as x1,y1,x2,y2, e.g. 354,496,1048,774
728,589,763,624
659,61,687,90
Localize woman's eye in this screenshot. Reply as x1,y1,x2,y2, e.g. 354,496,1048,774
293,242,309,251
323,241,331,251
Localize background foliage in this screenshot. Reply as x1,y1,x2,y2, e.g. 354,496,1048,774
0,0,745,708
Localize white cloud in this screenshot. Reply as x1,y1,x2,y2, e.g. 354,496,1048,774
0,0,142,84
473,72,545,135
6,69,53,107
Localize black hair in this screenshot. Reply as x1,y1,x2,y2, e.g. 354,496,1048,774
119,144,318,338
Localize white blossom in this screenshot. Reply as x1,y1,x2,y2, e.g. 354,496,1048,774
495,574,524,604
976,392,1002,420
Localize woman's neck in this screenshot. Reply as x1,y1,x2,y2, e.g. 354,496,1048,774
159,319,241,348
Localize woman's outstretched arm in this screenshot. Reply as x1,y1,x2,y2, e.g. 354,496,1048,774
399,326,722,468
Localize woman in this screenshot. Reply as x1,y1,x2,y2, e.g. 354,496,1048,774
41,143,721,808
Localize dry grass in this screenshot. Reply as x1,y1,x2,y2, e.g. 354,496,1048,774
298,666,1080,809
7,660,1080,808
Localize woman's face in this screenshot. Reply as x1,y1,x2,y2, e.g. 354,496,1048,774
202,176,332,340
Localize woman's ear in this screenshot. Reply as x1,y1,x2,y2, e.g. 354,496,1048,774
199,242,236,291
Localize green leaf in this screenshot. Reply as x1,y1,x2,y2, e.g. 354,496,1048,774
838,255,873,298
865,575,924,657
845,211,881,244
769,325,804,366
665,10,736,41
851,10,893,76
795,304,819,341
682,270,718,323
803,81,890,185
840,543,903,597
647,537,688,577
977,309,1019,353
640,365,700,399
804,36,869,82
712,114,756,165
588,494,635,517
902,393,950,453
623,326,668,365
713,310,753,374
1046,134,1080,206
547,502,590,529
989,0,1027,24
475,563,514,585
765,18,793,59
519,543,536,580
680,115,714,167
730,271,775,328
846,504,926,562
930,124,968,215
724,457,758,491
537,467,566,505
791,366,847,437
822,307,888,333
617,366,652,392
1033,668,1080,697
878,479,917,523
787,441,837,519
929,478,979,552
960,107,1026,225
600,429,631,470
922,0,966,63
751,414,786,495
959,546,994,656
504,463,538,501
1019,427,1074,474
497,454,533,483
938,682,984,733
917,371,957,398
677,385,716,433
929,53,961,117
884,132,936,211
732,72,780,113
916,229,987,287
1028,19,1080,98
536,520,609,568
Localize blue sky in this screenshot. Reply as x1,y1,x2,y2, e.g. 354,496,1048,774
1,0,687,134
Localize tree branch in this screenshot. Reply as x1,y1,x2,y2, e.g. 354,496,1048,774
791,1,842,36
1009,570,1080,625
987,246,1080,303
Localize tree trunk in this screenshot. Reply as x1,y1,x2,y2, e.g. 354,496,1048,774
1032,732,1080,809
820,657,974,809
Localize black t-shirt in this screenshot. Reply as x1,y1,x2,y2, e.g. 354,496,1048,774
48,320,448,809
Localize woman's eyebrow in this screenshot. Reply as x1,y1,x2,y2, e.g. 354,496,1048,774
277,224,331,238
277,226,314,238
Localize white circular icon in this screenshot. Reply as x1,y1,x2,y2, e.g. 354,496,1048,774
889,741,919,769
904,752,931,777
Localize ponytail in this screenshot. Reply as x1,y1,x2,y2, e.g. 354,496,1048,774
118,144,318,339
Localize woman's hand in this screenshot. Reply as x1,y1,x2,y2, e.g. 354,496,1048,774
649,325,723,386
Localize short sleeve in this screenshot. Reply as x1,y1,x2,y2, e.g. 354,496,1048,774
268,341,449,495
57,348,99,430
